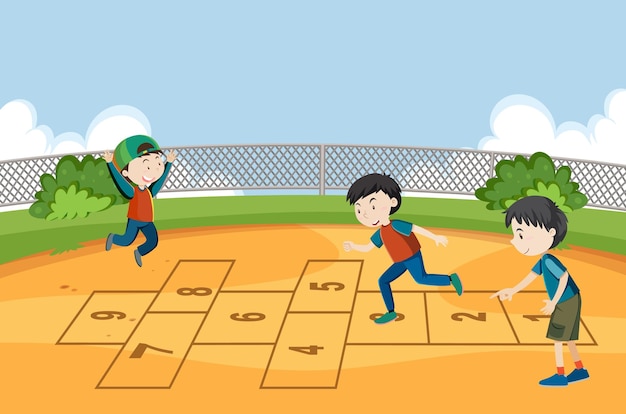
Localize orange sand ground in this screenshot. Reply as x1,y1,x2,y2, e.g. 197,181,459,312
0,224,624,413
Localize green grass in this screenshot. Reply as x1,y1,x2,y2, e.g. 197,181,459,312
1,195,624,264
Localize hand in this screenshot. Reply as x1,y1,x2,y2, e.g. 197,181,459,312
343,241,354,252
490,288,515,301
166,150,177,163
541,299,556,315
434,235,448,247
103,151,113,163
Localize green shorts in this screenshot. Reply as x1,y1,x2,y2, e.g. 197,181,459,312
547,293,581,341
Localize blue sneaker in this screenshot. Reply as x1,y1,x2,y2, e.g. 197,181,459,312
134,249,142,267
374,311,397,324
539,373,568,387
450,273,463,296
105,234,114,251
567,368,589,383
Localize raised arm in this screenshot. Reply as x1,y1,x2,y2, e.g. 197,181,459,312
149,162,172,195
106,162,134,199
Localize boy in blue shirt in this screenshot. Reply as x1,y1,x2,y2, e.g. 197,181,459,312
491,195,589,387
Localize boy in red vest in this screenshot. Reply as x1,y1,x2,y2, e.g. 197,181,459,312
102,135,176,267
344,173,463,324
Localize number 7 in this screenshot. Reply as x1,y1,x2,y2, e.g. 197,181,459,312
129,342,174,358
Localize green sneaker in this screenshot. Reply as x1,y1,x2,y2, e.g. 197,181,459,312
374,311,397,324
450,273,463,295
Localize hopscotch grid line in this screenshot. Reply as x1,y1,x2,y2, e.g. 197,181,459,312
96,259,235,390
580,318,598,345
56,290,97,345
218,290,294,293
169,259,236,388
334,259,364,388
192,342,276,346
96,259,184,389
287,311,352,314
147,311,208,314
345,342,598,346
497,297,521,344
261,386,336,390
259,259,309,389
57,342,126,346
96,260,186,388
423,292,431,344
96,386,171,390
87,290,161,294
60,260,599,390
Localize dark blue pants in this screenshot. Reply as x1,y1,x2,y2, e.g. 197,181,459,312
112,219,158,256
379,251,450,311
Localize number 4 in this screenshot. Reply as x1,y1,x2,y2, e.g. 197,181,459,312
288,345,324,355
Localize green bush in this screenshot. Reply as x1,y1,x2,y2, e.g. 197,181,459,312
46,183,114,220
29,154,126,219
475,152,588,213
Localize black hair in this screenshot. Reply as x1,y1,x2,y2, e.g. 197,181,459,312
346,173,402,215
504,195,568,249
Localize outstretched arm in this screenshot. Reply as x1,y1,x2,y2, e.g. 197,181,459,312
103,151,134,199
412,224,447,246
150,151,176,196
344,241,375,253
490,271,539,301
149,162,172,195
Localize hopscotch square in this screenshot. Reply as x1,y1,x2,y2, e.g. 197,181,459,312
98,313,205,388
150,260,233,312
195,292,291,344
427,292,518,344
289,260,362,312
57,291,157,344
347,292,428,344
261,313,351,389
501,291,596,345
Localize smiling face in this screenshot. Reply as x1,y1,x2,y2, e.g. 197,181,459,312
122,153,165,187
354,190,397,228
509,217,556,256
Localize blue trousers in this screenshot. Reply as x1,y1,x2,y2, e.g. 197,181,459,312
112,219,158,256
379,250,450,311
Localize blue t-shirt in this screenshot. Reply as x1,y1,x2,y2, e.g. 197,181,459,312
531,254,579,303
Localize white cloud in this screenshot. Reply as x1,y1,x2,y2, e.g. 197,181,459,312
0,100,52,160
478,90,626,164
0,99,151,161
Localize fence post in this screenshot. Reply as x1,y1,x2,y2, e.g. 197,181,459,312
319,144,325,195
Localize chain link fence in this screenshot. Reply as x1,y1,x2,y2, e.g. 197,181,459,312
1,144,624,211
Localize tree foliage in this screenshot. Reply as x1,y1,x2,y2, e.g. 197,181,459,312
475,152,588,213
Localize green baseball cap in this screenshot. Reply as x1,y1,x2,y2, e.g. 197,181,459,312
112,134,161,170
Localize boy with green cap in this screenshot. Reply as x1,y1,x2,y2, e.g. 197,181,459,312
102,134,176,267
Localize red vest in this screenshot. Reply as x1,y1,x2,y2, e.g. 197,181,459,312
380,223,421,262
127,187,154,222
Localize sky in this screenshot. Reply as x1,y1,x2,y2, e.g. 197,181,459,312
0,0,625,163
